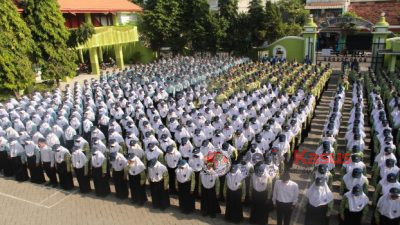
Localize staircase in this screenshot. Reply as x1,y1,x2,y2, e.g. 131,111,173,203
289,72,374,225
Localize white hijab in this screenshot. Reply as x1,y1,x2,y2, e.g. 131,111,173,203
306,182,333,207
344,191,369,212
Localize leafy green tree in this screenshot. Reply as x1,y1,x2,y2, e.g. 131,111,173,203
205,12,228,53
282,23,303,36
233,13,252,54
130,0,145,7
248,0,267,46
24,0,77,84
265,2,284,43
144,0,158,10
142,0,182,53
67,23,95,48
278,0,309,25
0,0,35,96
218,0,238,51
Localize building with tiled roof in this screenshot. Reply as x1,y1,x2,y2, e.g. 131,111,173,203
15,0,143,74
348,1,400,27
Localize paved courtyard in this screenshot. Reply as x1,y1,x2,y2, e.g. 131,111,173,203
0,175,280,225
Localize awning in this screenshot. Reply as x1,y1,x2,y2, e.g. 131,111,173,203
305,2,345,9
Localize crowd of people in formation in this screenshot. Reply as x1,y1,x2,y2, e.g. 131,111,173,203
0,53,338,225
298,68,400,225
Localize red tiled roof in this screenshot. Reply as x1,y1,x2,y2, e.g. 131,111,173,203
305,2,345,9
349,2,400,26
58,0,142,13
17,0,142,13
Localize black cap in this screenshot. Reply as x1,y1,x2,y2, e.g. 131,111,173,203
147,158,158,168
351,168,363,178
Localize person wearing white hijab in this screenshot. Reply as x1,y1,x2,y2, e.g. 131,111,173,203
375,187,400,225
339,184,369,225
127,153,147,205
304,177,333,225
373,173,400,206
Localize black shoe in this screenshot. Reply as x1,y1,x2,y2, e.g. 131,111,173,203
52,183,58,188
45,182,52,186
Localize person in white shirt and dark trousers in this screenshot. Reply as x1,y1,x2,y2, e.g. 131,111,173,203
273,172,299,225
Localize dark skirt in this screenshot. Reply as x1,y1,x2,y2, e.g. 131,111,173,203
193,171,200,198
92,166,110,197
42,162,58,185
27,156,45,184
150,179,170,210
177,181,195,214
167,167,177,194
56,162,74,190
219,175,226,200
1,151,14,177
129,173,147,205
380,215,400,225
250,189,270,225
74,167,91,193
113,170,129,199
82,131,91,144
225,188,243,223
11,156,29,182
305,203,329,225
201,185,221,217
339,208,362,225
64,140,74,153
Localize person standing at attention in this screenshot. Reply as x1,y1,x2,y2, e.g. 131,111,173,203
272,171,299,225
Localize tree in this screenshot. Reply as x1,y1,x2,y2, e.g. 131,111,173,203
278,0,309,25
218,0,239,51
142,0,182,53
277,0,309,36
0,0,35,96
264,2,284,43
233,13,252,54
205,12,227,53
130,0,145,7
180,0,216,52
67,23,95,48
24,0,77,84
248,0,267,47
144,0,158,10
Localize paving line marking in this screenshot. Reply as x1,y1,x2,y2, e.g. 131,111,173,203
0,190,49,208
39,191,60,204
46,190,78,209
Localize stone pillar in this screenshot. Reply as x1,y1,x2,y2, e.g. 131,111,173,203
114,44,124,69
89,48,100,75
79,49,84,63
388,55,397,73
84,13,92,24
303,15,318,64
98,47,103,63
371,13,390,71
112,13,120,26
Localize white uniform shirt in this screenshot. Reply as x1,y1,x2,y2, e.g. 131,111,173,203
272,180,299,205
165,149,181,168
377,193,400,219
72,150,87,169
226,170,246,191
176,164,193,183
91,151,106,168
200,170,219,189
127,156,146,176
148,162,168,182
111,153,128,171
